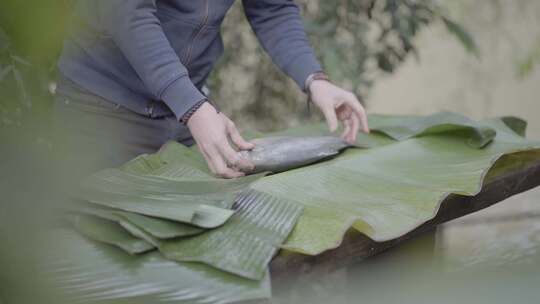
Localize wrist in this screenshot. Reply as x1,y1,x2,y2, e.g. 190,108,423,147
305,72,330,94
309,79,333,96
181,99,209,125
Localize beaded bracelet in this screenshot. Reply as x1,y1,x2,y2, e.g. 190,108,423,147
180,99,208,125
304,71,330,93
305,72,330,114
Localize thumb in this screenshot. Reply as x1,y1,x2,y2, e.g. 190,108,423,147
321,106,339,132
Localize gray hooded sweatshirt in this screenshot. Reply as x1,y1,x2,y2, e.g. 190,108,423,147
58,0,322,119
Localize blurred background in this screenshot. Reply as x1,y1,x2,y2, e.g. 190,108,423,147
1,0,539,303
1,0,540,135
1,0,539,135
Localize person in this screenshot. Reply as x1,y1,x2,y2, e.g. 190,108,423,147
54,0,369,178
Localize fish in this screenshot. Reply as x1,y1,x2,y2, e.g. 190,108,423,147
239,136,350,174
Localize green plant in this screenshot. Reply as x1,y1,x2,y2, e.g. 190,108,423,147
305,0,478,91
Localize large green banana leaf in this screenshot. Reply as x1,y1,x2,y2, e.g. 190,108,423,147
249,117,540,254
41,228,271,304
149,114,540,255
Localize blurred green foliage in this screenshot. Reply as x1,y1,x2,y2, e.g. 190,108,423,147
0,0,475,131
0,0,71,127
517,36,540,79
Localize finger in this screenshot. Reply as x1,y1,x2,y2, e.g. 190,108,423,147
218,141,254,172
359,110,369,134
213,159,245,179
216,168,244,179
207,146,245,179
341,118,351,141
201,145,226,178
349,114,360,144
217,167,244,179
321,105,339,132
344,95,370,133
227,122,255,150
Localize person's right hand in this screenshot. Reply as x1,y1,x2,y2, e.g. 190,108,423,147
187,102,255,178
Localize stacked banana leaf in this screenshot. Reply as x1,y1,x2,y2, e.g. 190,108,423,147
68,152,304,281
44,112,540,304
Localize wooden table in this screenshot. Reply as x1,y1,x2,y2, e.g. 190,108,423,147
270,152,540,280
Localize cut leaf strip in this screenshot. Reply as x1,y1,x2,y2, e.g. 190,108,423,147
80,189,234,228
72,204,205,239
120,210,205,239
80,168,244,227
69,214,155,255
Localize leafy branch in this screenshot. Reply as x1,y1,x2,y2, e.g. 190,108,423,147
303,0,479,95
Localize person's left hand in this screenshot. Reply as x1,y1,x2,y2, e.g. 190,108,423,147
308,80,370,144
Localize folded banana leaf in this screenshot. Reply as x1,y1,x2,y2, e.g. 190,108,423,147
80,186,234,229
68,205,158,243
41,228,271,304
71,203,205,239
80,169,263,228
249,116,540,255
368,111,497,148
120,210,204,239
69,214,155,255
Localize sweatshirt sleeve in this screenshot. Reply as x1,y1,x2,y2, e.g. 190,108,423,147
242,0,323,91
96,0,206,119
